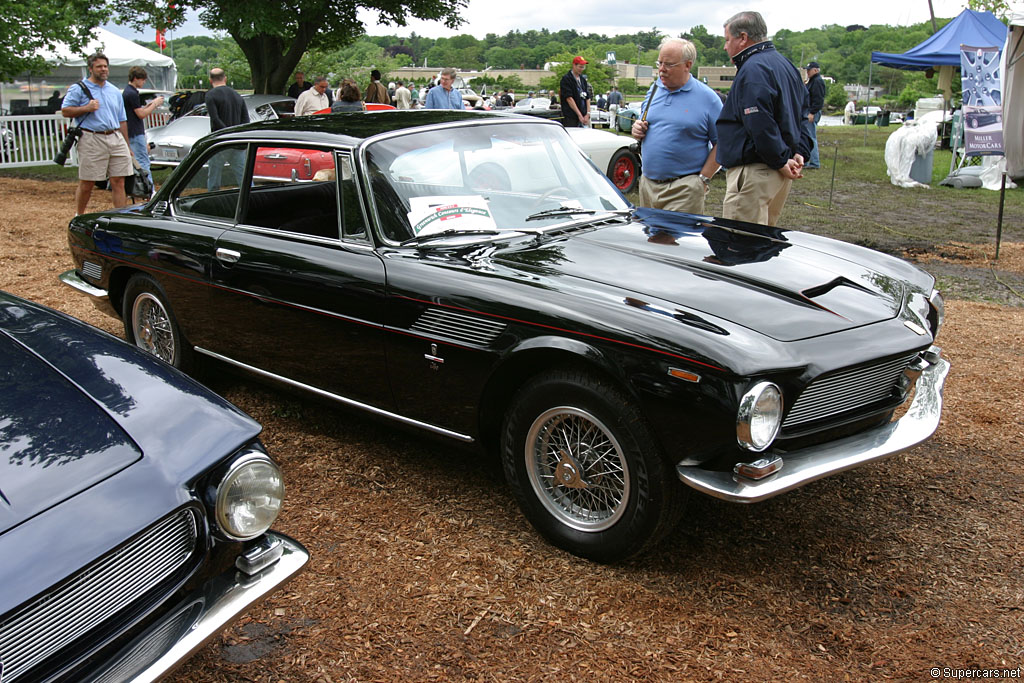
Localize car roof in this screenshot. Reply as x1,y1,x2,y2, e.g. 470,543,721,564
207,109,556,148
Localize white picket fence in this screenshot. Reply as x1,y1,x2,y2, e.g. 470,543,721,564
0,111,172,168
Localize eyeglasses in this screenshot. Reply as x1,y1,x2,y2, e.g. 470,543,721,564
656,60,683,70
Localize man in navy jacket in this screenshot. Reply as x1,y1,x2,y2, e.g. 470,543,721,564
716,11,811,226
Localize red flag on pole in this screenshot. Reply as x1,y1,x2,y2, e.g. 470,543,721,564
156,29,167,50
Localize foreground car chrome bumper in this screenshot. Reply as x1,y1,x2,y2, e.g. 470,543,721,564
82,532,308,683
60,268,118,318
677,349,950,503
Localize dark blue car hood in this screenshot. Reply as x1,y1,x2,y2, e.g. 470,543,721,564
0,293,261,538
0,335,141,534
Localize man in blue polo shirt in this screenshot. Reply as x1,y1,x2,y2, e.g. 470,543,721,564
424,68,464,110
61,52,133,214
631,38,722,214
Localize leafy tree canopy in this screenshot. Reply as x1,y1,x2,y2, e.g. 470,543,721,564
111,0,468,93
0,0,110,80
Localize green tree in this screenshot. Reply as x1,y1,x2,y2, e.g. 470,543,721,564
826,81,847,109
0,0,110,79
111,0,468,94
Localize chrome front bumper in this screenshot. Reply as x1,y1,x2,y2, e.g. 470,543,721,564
677,350,951,503
81,532,308,683
60,268,118,318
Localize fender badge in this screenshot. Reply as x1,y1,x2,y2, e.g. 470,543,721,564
424,343,445,370
904,320,927,336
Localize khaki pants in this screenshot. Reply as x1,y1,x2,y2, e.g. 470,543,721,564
722,163,792,226
639,174,706,214
77,130,132,182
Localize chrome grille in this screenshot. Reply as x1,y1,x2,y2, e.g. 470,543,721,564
82,260,102,281
0,509,198,682
410,308,506,346
783,353,918,429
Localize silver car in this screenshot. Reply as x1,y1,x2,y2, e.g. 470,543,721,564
148,94,295,167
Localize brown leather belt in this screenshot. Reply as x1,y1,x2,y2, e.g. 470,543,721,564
83,129,118,135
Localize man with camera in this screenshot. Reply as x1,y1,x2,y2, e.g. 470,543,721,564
61,53,133,214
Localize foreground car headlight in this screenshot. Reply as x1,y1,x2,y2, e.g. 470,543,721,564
928,288,945,337
215,452,284,540
736,382,783,452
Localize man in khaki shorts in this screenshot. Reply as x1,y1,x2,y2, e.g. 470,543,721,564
61,52,133,214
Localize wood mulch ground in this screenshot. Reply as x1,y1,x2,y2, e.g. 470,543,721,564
1,178,1021,681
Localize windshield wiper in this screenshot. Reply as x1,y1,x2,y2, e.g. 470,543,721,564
524,207,597,222
524,207,634,224
400,229,503,246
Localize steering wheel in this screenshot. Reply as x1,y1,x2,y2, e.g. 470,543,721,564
530,186,573,210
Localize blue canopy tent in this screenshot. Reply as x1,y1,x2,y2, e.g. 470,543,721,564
871,9,1008,70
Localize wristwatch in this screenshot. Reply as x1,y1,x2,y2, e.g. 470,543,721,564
698,174,712,187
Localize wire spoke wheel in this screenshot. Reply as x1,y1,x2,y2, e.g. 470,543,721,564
132,292,176,363
123,274,191,371
526,406,630,532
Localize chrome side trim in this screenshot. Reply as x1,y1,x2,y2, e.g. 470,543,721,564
84,532,308,683
677,349,949,503
194,346,475,443
59,269,118,318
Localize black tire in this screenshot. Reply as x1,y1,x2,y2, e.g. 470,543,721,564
122,274,193,372
606,148,639,194
502,370,685,562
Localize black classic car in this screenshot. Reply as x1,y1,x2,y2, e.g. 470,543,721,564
0,291,307,680
61,111,949,562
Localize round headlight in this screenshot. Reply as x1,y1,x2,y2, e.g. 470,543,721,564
215,454,284,540
736,382,783,452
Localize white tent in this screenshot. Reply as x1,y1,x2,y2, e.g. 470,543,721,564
1005,9,1024,181
36,27,177,91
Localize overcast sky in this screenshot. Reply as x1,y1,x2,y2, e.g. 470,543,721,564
105,0,981,45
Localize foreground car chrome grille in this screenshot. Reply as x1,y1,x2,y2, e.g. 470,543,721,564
782,353,918,429
0,509,198,682
411,308,506,345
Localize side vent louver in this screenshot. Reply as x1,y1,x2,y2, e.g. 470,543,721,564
411,308,506,346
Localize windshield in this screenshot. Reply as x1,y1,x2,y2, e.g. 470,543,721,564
365,121,630,243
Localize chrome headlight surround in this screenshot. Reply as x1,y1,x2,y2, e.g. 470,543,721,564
736,382,783,452
214,450,285,541
927,288,945,338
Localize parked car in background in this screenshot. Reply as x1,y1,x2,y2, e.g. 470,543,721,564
0,290,307,681
147,94,295,167
590,108,613,129
616,103,642,132
62,111,949,562
565,126,640,193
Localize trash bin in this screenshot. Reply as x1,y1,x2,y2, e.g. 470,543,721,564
875,110,891,127
909,147,934,184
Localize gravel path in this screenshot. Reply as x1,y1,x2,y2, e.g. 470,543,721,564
2,178,1021,681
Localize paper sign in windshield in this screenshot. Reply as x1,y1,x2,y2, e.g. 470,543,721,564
408,196,497,236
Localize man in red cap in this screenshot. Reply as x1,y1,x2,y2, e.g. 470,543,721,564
560,56,591,127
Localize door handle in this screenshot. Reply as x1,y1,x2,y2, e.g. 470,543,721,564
216,247,241,264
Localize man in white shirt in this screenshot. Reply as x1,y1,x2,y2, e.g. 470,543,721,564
295,76,330,116
394,81,412,109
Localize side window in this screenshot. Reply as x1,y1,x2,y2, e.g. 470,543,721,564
338,154,368,242
240,145,340,240
173,144,247,220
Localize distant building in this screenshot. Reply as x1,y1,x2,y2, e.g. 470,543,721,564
698,66,736,90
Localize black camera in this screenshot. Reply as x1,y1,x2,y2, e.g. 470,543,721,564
53,127,83,166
